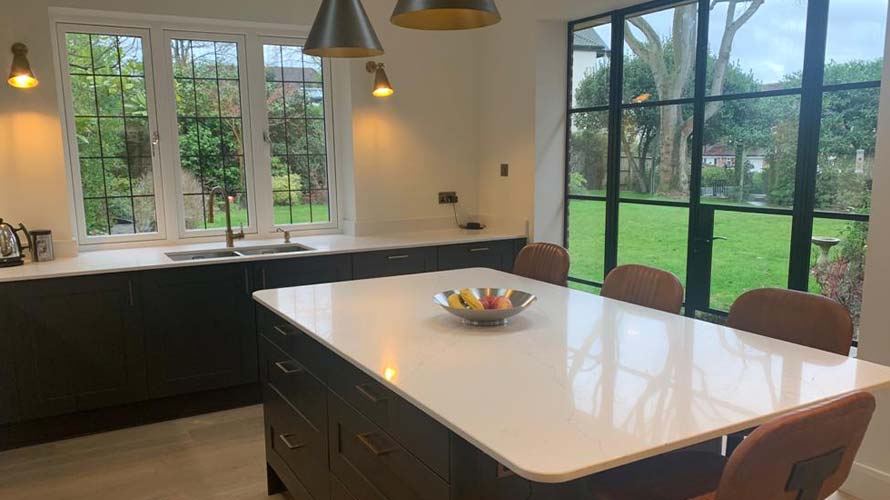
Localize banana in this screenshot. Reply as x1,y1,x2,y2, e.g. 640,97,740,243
459,288,484,311
447,293,465,309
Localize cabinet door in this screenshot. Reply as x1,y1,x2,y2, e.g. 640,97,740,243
6,275,146,419
352,247,437,280
0,289,20,424
256,254,352,290
437,240,517,272
142,264,256,397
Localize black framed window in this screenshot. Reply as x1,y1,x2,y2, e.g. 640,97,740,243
566,0,885,337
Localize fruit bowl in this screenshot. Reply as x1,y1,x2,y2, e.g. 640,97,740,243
433,288,537,326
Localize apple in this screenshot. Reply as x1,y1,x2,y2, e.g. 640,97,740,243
493,296,513,310
480,295,498,310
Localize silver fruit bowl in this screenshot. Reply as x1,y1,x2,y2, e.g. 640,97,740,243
433,288,537,327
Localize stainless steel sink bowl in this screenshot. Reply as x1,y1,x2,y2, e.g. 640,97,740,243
236,243,312,256
166,243,313,261
166,250,242,261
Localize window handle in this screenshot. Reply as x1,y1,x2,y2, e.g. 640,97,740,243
262,129,270,144
150,131,160,156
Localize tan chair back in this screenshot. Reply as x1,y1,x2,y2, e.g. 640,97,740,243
513,243,570,287
715,392,876,500
601,264,684,314
727,288,853,355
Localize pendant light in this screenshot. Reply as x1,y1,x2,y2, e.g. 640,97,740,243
391,0,501,30
305,0,384,58
366,62,394,97
8,43,38,89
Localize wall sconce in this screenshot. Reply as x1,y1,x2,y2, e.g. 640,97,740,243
366,61,394,97
8,43,38,89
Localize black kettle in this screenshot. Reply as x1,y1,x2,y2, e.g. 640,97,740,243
0,218,30,267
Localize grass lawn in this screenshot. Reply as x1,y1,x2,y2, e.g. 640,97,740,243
201,204,330,229
567,200,849,311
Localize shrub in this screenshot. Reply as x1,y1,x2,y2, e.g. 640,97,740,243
569,171,588,192
701,166,728,186
273,173,301,205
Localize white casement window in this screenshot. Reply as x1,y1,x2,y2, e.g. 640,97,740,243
53,13,339,246
57,25,167,243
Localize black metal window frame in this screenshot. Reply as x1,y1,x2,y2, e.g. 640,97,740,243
564,0,879,319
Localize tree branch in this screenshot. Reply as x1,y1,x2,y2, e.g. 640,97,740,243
625,18,669,98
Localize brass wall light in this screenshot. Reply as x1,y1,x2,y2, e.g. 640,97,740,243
366,62,394,97
8,43,38,89
305,0,384,58
391,0,501,30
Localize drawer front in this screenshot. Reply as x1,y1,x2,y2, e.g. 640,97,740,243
352,247,437,280
266,385,329,500
258,306,331,383
329,394,449,500
328,355,450,480
331,474,358,500
261,337,327,431
437,240,516,272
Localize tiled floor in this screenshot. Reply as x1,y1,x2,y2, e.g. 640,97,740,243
0,405,863,499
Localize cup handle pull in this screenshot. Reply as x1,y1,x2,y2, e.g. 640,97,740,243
279,434,305,450
356,432,398,456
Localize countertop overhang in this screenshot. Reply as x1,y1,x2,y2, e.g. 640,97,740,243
253,268,890,483
0,229,524,283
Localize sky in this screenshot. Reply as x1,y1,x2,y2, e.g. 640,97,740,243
595,0,887,85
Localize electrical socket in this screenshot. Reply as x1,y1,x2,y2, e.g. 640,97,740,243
438,191,458,204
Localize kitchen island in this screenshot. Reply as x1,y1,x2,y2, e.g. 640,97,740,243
253,268,890,499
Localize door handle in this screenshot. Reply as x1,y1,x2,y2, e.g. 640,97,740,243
354,383,392,404
387,254,410,260
275,360,303,375
279,434,305,450
273,325,295,337
356,432,399,456
697,236,728,244
469,247,490,253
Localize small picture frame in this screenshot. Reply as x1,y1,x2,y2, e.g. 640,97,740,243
31,230,54,262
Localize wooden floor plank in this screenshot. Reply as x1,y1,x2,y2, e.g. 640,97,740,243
0,405,861,499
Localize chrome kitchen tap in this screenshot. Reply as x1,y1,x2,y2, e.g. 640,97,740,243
210,186,245,248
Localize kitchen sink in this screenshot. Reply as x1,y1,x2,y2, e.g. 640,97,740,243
236,243,312,256
166,243,313,261
166,250,243,261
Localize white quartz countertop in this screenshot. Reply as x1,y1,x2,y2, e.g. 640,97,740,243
253,268,890,483
0,229,523,283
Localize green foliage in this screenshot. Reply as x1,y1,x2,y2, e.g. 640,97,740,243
568,172,588,192
701,166,729,186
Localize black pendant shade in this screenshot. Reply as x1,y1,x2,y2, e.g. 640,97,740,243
391,0,501,30
305,0,384,58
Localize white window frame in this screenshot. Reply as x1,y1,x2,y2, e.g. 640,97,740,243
55,23,168,245
159,30,259,238
50,8,343,247
252,35,339,234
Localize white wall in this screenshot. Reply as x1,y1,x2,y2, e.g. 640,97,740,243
346,0,481,235
844,9,890,498
0,0,483,249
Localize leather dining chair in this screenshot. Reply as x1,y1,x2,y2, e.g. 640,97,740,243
513,242,571,287
726,288,854,356
588,391,876,500
601,264,684,314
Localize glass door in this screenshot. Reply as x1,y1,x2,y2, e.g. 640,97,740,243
566,0,885,335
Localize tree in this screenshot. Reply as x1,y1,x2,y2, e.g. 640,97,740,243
574,40,764,196
624,0,764,195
